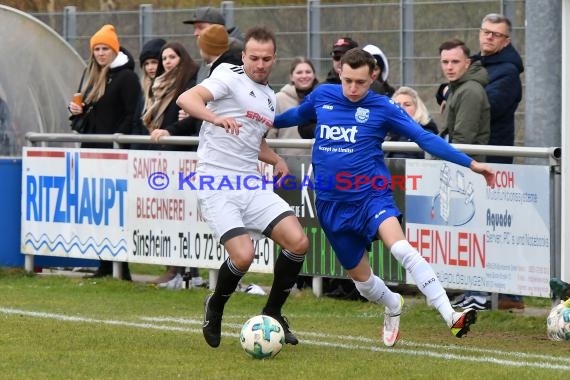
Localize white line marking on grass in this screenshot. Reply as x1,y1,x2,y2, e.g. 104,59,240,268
0,307,200,333
299,339,570,371
2,307,568,371
140,316,570,364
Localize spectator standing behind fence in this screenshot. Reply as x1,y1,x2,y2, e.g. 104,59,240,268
266,57,319,155
196,24,243,77
439,39,490,163
176,25,244,125
139,38,166,114
470,13,525,311
388,86,439,159
472,13,523,165
439,39,491,310
143,42,204,288
325,37,358,84
175,26,309,348
362,44,395,97
272,48,496,347
128,38,167,150
183,6,244,83
68,24,141,281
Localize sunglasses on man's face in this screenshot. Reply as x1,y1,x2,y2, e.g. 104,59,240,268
332,54,343,61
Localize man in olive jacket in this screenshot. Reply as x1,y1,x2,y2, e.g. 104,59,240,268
439,39,490,162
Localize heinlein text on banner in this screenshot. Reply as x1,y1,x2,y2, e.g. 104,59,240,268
405,159,550,297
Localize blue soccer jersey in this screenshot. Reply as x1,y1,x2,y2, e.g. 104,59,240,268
274,84,473,201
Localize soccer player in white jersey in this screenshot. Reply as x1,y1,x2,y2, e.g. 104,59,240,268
176,26,308,348
272,48,496,347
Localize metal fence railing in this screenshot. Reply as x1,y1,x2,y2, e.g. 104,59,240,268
23,132,561,299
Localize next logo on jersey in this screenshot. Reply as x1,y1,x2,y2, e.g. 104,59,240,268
320,124,358,143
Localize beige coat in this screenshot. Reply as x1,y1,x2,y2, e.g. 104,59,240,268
266,84,312,156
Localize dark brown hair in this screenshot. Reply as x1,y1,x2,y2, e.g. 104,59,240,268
438,38,470,57
340,48,377,75
244,26,277,53
157,42,199,98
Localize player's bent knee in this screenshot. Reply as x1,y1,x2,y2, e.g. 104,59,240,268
278,231,309,255
297,235,309,254
232,250,255,271
288,235,309,255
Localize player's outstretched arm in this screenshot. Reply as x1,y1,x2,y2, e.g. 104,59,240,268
469,160,495,188
274,101,316,129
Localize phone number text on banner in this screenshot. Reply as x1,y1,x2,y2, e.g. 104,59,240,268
21,148,274,273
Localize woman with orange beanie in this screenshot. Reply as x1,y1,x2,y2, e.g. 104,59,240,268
68,24,141,149
68,24,141,280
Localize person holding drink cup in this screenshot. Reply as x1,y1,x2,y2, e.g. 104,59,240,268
68,24,140,149
68,24,141,280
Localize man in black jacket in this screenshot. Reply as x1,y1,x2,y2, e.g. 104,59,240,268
324,37,358,84
197,24,243,76
471,13,524,164
183,7,244,83
472,13,525,311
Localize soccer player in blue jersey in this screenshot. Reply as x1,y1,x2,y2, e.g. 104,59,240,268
272,48,496,347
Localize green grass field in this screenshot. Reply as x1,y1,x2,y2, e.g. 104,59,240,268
1,268,568,380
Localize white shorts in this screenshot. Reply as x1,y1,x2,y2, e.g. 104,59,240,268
197,186,293,243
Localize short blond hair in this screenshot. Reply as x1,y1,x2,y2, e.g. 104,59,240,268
392,86,431,125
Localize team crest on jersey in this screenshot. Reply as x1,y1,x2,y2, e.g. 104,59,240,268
267,98,274,112
355,107,370,123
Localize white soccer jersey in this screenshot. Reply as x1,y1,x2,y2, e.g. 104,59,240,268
196,63,276,177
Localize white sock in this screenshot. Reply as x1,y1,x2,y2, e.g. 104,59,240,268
391,240,454,324
353,273,400,311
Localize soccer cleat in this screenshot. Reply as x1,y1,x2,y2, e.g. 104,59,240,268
202,294,223,347
450,308,477,338
262,310,299,345
383,294,404,347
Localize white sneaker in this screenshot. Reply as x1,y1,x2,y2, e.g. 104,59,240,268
450,293,466,307
157,273,183,290
383,294,404,347
191,276,205,287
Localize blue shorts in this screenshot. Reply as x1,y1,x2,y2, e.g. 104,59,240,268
316,194,401,270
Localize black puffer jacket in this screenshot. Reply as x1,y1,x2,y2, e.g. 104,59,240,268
80,47,142,148
209,49,243,76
